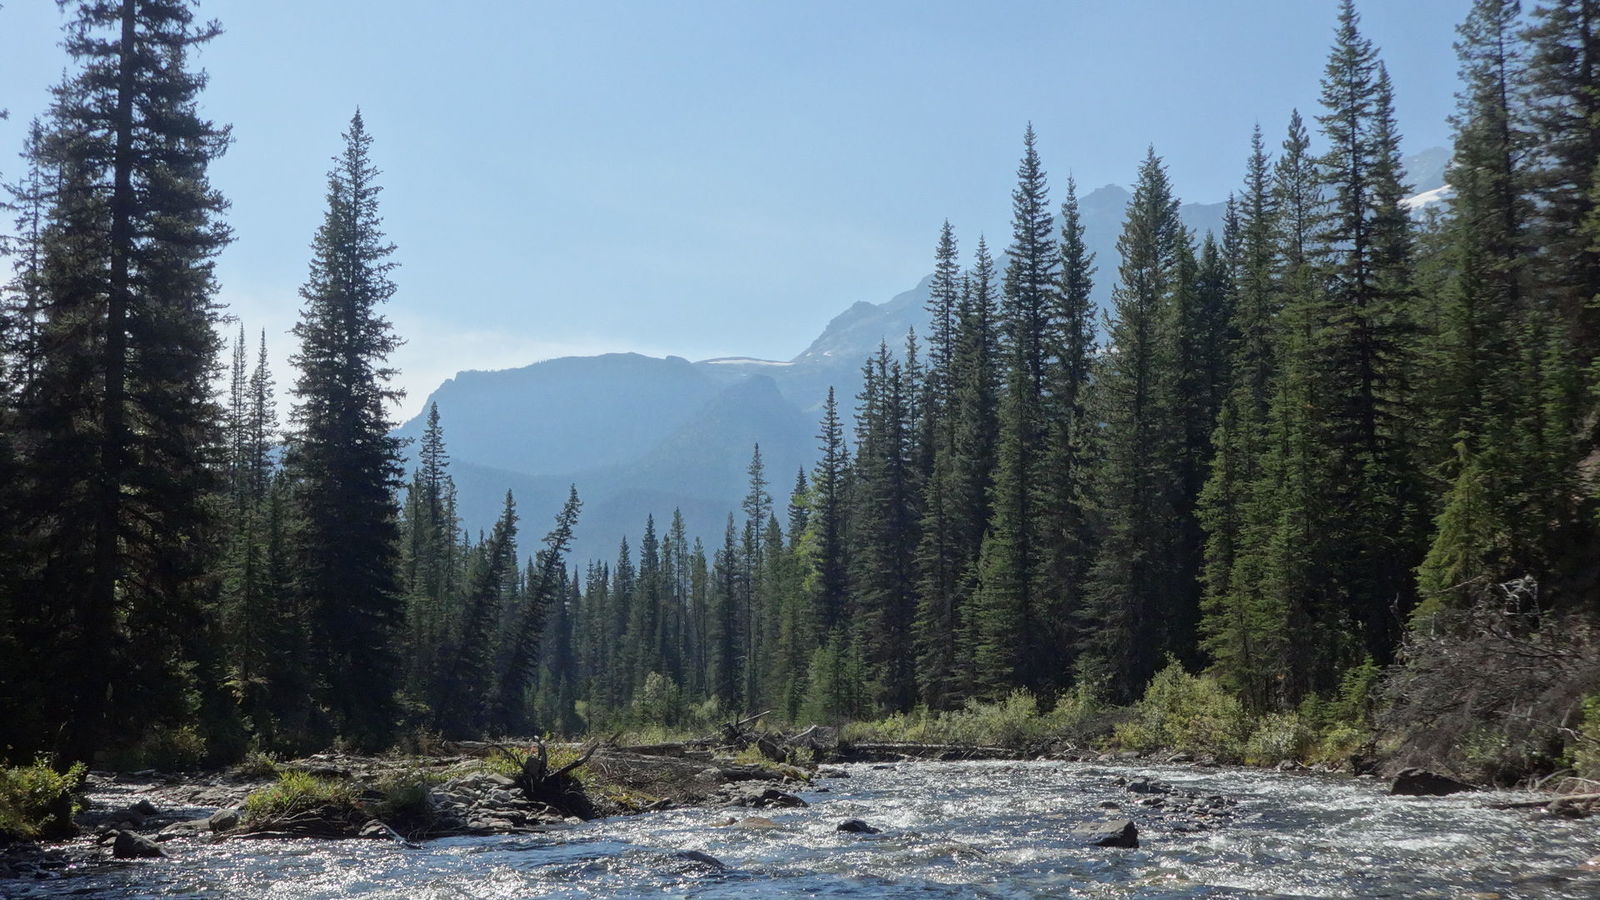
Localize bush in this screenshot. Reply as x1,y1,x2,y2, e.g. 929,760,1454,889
840,689,1111,750
0,759,86,841
1114,661,1250,761
371,769,442,823
1243,712,1315,765
1571,694,1600,782
241,770,359,826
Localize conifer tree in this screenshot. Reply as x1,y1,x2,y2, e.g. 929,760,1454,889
283,110,405,749
1035,175,1098,691
8,0,232,762
970,126,1058,697
1312,2,1426,661
490,485,579,732
1080,148,1191,702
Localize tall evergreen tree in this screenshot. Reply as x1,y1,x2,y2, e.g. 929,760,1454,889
970,126,1058,697
283,110,405,749
7,0,231,763
1080,148,1191,702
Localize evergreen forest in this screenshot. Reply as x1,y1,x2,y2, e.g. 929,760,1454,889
2,0,1599,787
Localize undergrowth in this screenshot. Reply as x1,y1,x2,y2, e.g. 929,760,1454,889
0,758,84,841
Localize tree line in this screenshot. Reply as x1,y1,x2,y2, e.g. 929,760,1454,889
2,0,1598,764
555,0,1600,732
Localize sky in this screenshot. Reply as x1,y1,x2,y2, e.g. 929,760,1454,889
1,0,1471,420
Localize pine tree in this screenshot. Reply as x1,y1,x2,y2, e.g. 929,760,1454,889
810,388,851,635
1035,175,1098,692
1080,148,1191,702
1313,2,1426,662
1199,125,1285,708
1523,0,1600,378
970,126,1058,697
850,343,920,710
490,485,579,733
7,0,231,763
434,491,516,737
283,110,405,749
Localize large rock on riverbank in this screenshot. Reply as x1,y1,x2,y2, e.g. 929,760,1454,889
1390,768,1475,796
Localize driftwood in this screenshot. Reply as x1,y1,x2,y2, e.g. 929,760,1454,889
1487,792,1600,810
489,737,599,819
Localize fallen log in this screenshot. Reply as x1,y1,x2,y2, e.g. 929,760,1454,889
1487,792,1600,809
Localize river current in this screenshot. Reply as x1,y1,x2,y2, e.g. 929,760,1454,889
4,760,1597,899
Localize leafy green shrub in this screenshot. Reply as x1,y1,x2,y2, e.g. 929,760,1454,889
241,770,358,826
840,690,1106,750
371,770,442,822
1114,661,1250,761
1243,712,1315,765
0,759,85,841
1569,694,1600,781
234,751,280,779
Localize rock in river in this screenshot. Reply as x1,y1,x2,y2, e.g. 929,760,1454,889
836,818,881,834
112,831,165,859
1070,819,1139,848
1390,768,1475,796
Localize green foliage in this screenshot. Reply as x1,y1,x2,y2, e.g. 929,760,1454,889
1572,695,1600,782
241,771,359,826
1113,662,1251,761
842,689,1105,750
0,759,85,840
1242,713,1316,766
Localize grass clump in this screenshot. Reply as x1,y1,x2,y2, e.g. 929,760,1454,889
241,770,359,828
0,759,85,841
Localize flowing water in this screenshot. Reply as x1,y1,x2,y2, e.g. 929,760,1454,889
4,761,1597,899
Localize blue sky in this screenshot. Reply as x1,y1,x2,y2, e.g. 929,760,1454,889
1,0,1469,419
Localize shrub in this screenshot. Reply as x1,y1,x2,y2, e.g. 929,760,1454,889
1571,694,1600,782
371,769,442,823
0,759,85,841
1243,712,1315,765
241,770,359,826
1114,661,1250,761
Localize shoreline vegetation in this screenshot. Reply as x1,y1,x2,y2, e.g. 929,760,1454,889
5,666,1598,865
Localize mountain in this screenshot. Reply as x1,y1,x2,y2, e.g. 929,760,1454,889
401,149,1450,563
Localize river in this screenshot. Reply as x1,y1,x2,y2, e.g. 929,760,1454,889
3,760,1596,899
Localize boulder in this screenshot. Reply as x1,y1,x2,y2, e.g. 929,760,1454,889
1389,768,1474,796
671,849,727,871
739,787,807,809
112,830,165,859
155,819,211,841
207,807,240,832
836,818,880,834
1069,819,1139,849
131,799,158,817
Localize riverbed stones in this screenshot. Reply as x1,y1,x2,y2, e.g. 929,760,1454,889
1390,768,1474,796
111,830,165,859
1070,819,1139,848
836,818,880,834
208,807,240,832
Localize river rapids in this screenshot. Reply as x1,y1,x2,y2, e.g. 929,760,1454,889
3,760,1597,898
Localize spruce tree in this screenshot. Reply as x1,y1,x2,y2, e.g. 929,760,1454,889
1080,148,1191,702
970,126,1058,697
7,0,231,763
283,110,405,749
1036,175,1098,692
